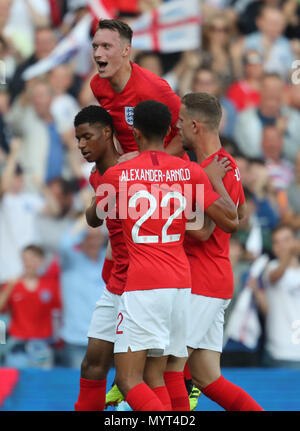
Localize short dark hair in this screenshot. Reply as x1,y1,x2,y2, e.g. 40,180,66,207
133,100,172,141
182,92,222,131
74,105,114,132
97,19,133,43
47,177,78,194
23,244,45,257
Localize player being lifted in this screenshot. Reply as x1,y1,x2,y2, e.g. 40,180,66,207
94,100,239,411
179,92,264,411
90,18,183,157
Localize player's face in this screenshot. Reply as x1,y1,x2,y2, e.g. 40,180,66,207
75,123,108,163
177,104,195,150
92,29,130,79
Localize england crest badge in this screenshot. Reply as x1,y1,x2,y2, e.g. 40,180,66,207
125,106,134,125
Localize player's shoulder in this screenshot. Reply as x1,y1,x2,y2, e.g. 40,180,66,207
218,147,238,168
132,63,175,95
89,166,101,189
186,159,205,173
156,151,193,168
90,73,100,89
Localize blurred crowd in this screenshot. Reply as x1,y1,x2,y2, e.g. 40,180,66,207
0,0,300,369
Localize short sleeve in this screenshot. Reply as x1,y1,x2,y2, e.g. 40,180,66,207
89,168,98,192
95,167,119,220
222,168,246,207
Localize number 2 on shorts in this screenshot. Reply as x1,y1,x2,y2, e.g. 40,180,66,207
116,312,124,334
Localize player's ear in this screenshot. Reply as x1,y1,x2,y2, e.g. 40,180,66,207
165,126,171,137
192,120,199,134
103,125,112,138
133,127,141,141
122,43,131,57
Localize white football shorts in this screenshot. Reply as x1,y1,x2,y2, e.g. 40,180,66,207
114,288,190,358
187,294,231,352
87,287,121,343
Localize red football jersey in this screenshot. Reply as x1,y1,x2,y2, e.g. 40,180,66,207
4,278,61,340
96,151,220,292
184,148,245,299
90,62,181,153
90,168,128,296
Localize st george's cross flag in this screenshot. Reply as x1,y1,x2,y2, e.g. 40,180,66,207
22,0,201,80
130,0,201,52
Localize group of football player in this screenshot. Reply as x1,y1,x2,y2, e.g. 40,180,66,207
74,19,263,412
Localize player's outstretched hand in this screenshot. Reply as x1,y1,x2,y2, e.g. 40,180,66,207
117,151,139,164
204,156,232,182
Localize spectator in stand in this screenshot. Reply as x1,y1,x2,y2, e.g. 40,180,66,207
134,50,201,96
191,67,237,138
234,73,300,163
225,235,251,325
200,11,238,89
0,138,61,284
48,64,80,139
242,5,295,79
0,33,22,84
58,217,106,368
235,160,280,256
8,26,57,103
261,126,294,191
237,0,300,40
248,159,280,219
226,50,263,111
6,79,66,190
0,244,61,368
282,150,300,234
250,225,300,368
3,0,51,59
36,177,81,261
235,187,264,261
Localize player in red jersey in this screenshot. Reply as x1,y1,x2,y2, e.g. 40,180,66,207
95,100,239,411
73,105,130,411
178,92,264,411
90,19,183,157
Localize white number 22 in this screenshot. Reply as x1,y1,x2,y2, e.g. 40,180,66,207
129,191,186,244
